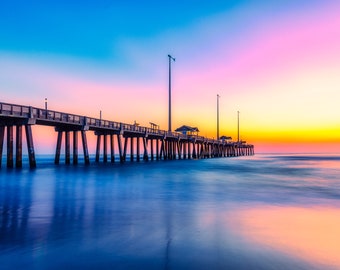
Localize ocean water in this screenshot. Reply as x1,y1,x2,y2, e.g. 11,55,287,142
1,154,340,270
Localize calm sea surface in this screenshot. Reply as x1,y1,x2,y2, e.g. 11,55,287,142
1,154,340,270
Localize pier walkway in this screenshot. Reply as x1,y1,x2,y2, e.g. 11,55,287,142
0,101,254,168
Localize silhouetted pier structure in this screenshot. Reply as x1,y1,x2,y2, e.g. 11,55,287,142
0,101,254,168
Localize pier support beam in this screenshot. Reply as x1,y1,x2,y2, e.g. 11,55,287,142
73,131,78,165
187,142,190,159
7,126,14,168
81,130,90,165
183,142,187,159
65,131,71,165
103,135,108,163
55,131,62,165
0,126,4,168
117,135,123,162
55,128,89,165
95,134,101,162
0,124,36,169
150,139,154,161
15,125,22,168
177,141,182,160
130,137,134,161
137,137,141,161
143,138,148,161
194,142,198,159
123,137,128,162
156,139,160,160
25,125,36,168
110,135,115,163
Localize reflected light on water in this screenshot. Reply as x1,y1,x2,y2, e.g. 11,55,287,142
235,206,340,268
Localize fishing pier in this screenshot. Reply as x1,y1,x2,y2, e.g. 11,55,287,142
0,101,254,168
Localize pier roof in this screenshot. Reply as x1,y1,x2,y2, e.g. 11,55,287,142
175,125,199,133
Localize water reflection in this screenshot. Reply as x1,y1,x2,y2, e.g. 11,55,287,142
234,206,340,269
0,172,32,247
0,156,340,269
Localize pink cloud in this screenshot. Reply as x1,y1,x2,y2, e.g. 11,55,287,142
176,3,340,92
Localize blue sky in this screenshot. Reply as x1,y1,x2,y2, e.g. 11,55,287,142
1,0,320,60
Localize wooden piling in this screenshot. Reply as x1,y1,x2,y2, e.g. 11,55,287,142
55,131,62,164
160,139,165,160
117,135,123,162
0,126,4,168
81,130,90,165
15,125,22,168
95,134,101,162
150,139,154,161
7,126,13,168
177,141,182,159
130,137,134,161
103,135,108,163
25,125,36,168
143,137,148,161
123,137,128,162
65,131,70,165
73,131,78,165
188,141,191,159
156,139,160,160
183,142,187,159
110,135,115,163
137,137,141,161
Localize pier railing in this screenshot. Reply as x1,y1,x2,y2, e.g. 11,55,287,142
0,101,189,138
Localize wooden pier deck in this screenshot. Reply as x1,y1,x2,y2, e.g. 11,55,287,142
0,101,254,168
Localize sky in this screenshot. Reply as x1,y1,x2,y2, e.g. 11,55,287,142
1,0,340,153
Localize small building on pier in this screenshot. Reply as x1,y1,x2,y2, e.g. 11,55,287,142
175,125,199,136
219,135,232,142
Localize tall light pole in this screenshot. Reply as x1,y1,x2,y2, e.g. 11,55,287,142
45,98,48,119
217,94,220,140
237,111,240,142
168,54,175,132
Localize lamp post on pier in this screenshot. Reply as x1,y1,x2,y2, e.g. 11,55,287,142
168,54,175,132
217,94,220,140
237,111,240,142
45,98,48,119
